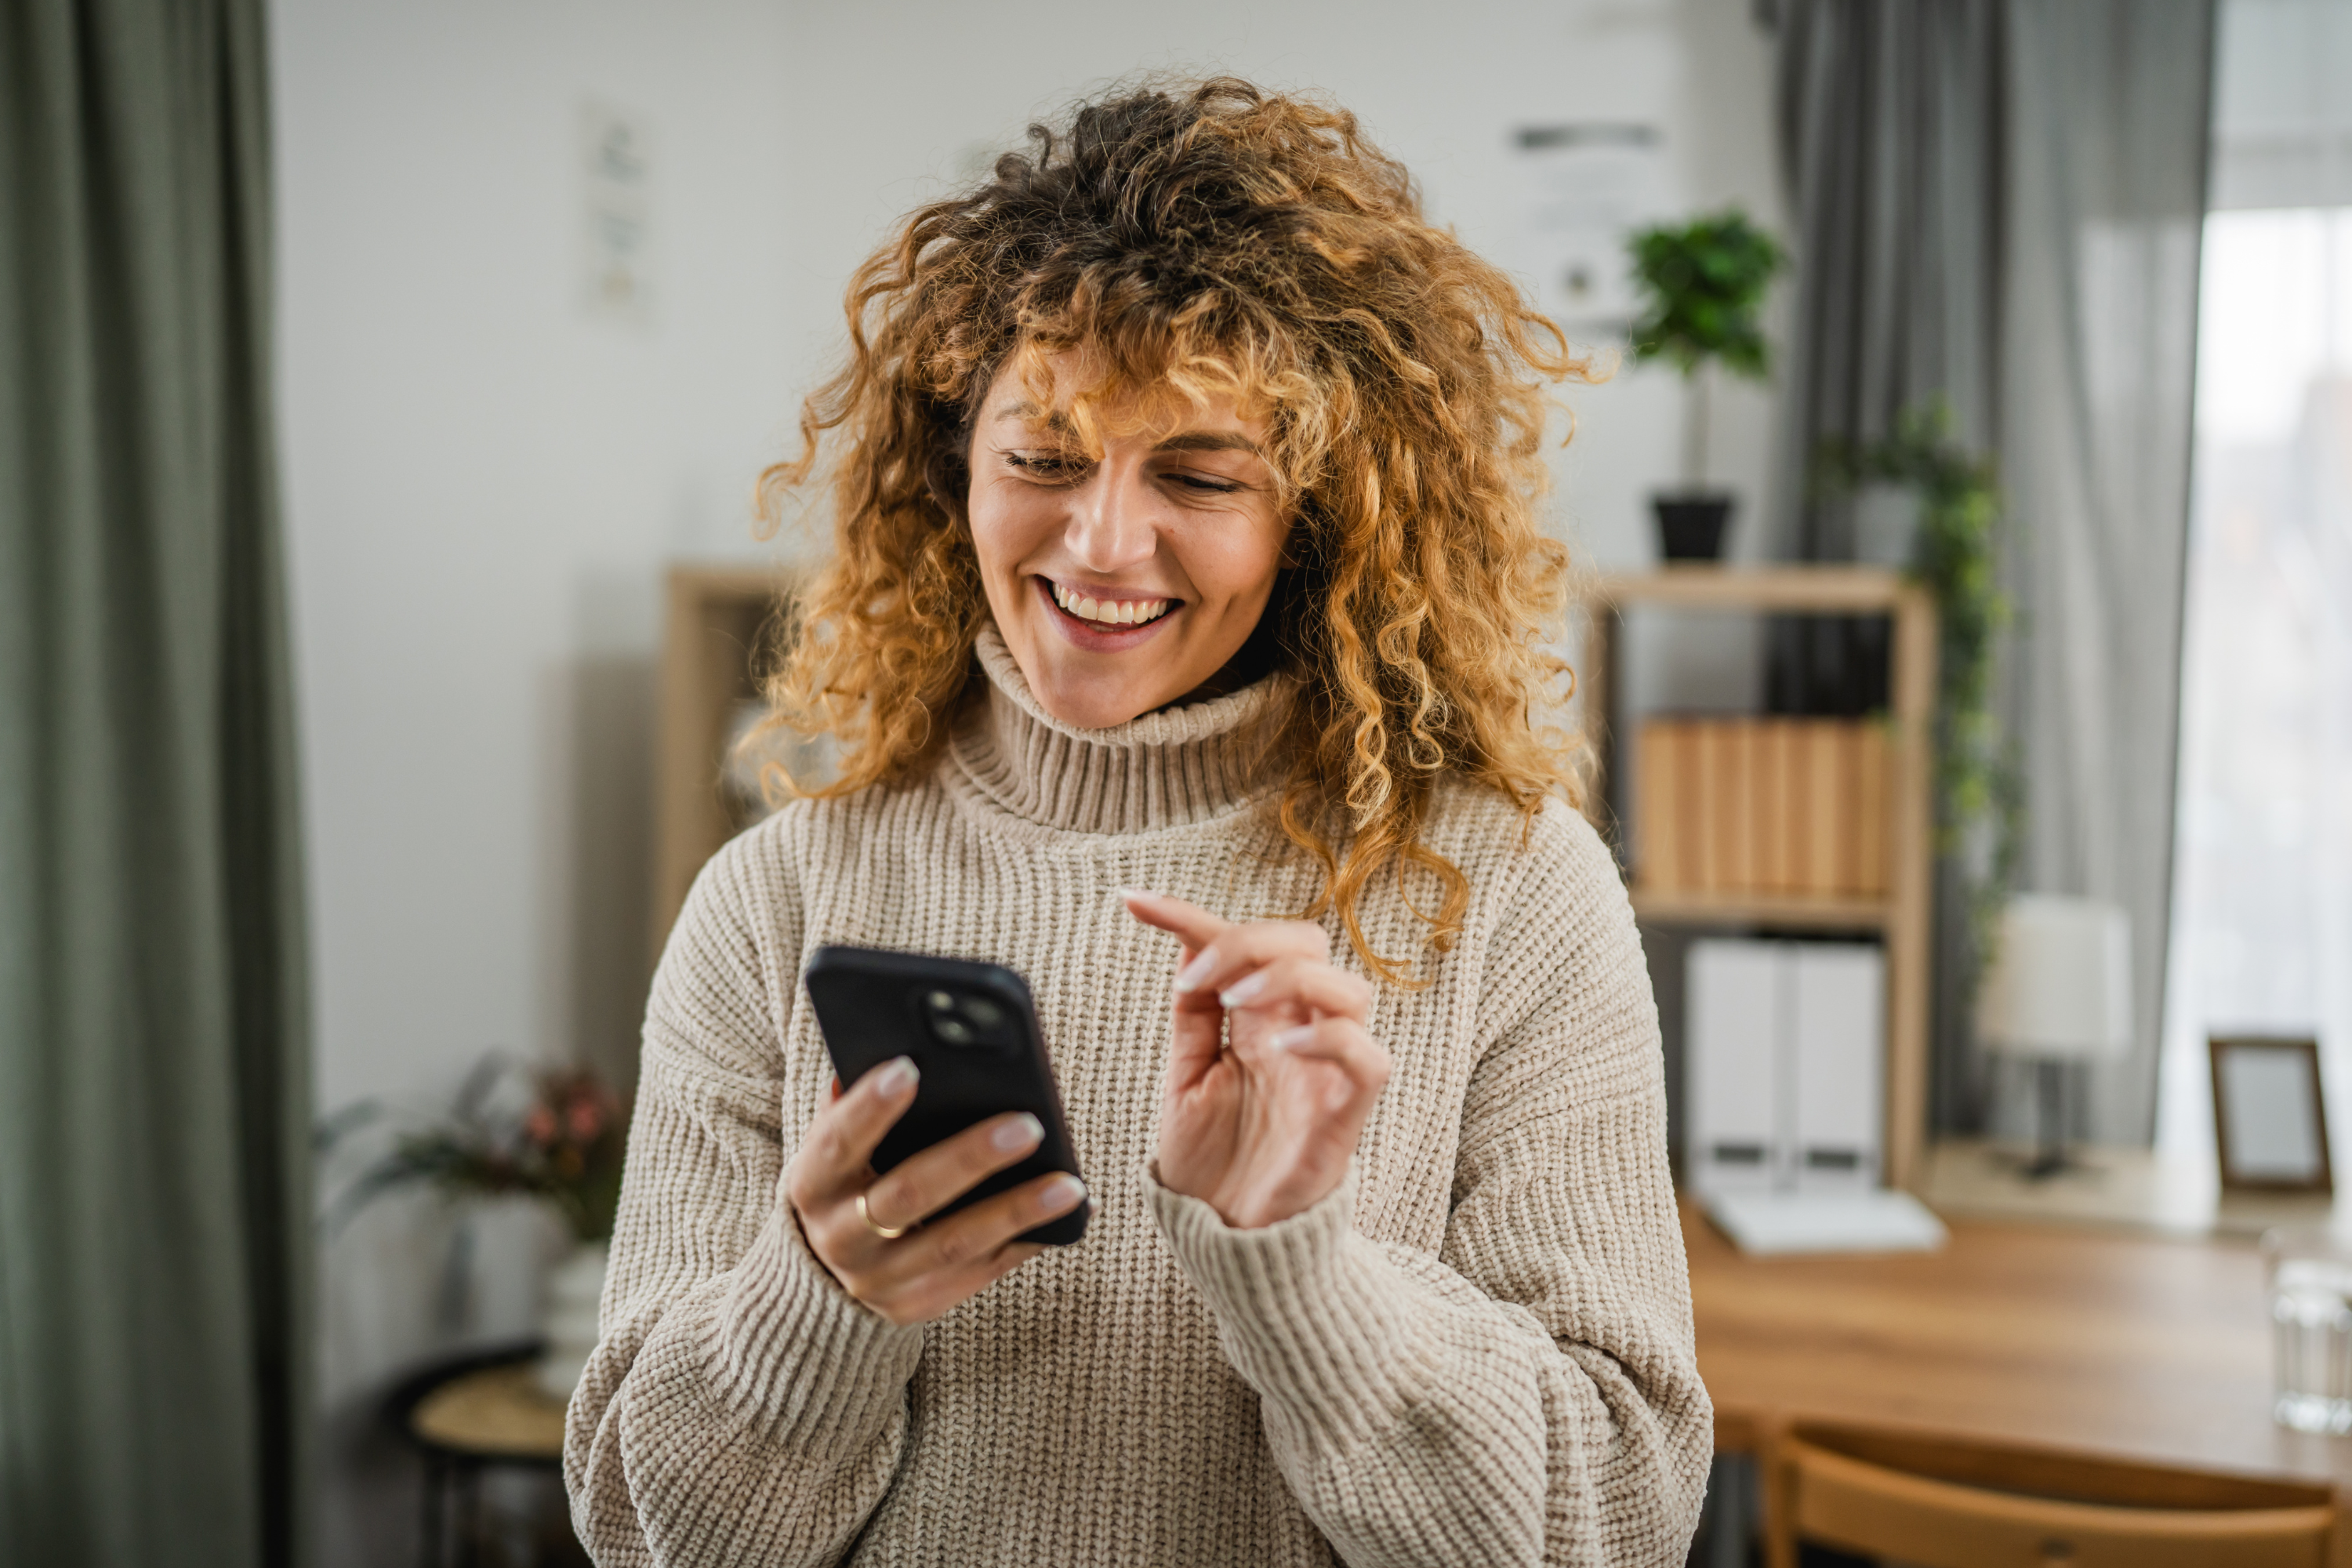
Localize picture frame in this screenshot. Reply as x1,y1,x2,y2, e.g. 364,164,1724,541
2209,1036,2332,1196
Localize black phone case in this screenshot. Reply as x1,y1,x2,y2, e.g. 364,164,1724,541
802,945,1089,1246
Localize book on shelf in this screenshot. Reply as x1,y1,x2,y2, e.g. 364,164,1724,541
1697,720,1738,893
1808,720,1853,895
1755,720,1796,894
1636,716,1891,903
1853,719,1889,893
1635,719,1692,894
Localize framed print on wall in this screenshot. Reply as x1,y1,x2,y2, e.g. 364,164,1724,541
2210,1036,2332,1196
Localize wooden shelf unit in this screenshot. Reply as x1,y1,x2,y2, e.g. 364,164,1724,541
652,563,803,958
1583,564,1938,1190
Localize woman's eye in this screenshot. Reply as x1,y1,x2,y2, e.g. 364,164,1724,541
1164,470,1242,495
1005,452,1084,481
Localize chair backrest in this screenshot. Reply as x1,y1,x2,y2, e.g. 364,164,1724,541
1766,1422,2336,1568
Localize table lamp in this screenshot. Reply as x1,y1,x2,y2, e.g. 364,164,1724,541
1976,894,2132,1178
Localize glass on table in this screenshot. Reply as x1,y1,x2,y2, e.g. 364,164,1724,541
2264,1225,2352,1434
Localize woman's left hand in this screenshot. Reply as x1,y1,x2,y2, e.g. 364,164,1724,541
1122,889,1391,1229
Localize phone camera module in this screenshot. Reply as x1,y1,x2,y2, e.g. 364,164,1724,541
924,989,981,1046
920,988,1009,1048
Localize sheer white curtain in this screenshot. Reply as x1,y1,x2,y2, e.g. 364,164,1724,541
2158,0,2352,1163
1995,0,2213,1145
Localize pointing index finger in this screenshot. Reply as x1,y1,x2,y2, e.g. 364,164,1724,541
1119,888,1229,949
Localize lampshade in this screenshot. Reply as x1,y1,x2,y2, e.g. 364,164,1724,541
1976,895,2132,1062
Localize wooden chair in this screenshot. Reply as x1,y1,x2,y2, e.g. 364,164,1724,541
1763,1421,2336,1568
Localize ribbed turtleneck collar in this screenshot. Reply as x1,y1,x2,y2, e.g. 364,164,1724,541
944,626,1293,835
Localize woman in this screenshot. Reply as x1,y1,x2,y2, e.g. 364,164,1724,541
566,78,1710,1566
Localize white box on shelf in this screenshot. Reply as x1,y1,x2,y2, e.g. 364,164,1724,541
1686,939,1785,1196
1686,938,1887,1200
1791,943,1885,1192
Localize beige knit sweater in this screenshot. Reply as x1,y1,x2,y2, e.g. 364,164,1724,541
565,628,1711,1567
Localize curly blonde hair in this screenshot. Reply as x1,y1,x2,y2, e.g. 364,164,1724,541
760,77,1595,983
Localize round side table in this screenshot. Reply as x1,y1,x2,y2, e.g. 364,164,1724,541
387,1343,579,1568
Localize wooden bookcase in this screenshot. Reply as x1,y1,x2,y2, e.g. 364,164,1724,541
1581,566,1938,1190
652,563,804,957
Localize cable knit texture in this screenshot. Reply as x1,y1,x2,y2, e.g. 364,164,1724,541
565,627,1711,1566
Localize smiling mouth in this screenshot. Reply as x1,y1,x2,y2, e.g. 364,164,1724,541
1047,579,1177,629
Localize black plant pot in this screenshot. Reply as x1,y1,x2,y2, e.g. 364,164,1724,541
1652,494,1736,562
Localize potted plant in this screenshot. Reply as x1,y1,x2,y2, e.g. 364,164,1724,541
321,1058,630,1399
1626,209,1788,561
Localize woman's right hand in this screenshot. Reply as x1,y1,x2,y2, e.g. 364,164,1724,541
785,1057,1087,1327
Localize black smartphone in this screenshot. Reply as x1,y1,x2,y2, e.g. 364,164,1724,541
801,945,1088,1246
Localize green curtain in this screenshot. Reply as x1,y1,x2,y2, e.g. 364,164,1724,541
0,2,310,1566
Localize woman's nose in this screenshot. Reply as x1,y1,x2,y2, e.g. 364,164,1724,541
1064,467,1157,575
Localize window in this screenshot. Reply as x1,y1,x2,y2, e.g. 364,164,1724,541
2157,0,2352,1163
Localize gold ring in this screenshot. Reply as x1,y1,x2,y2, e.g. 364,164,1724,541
856,1191,913,1240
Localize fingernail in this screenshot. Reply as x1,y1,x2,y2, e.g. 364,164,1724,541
993,1113,1043,1152
1272,1024,1314,1051
1042,1174,1087,1211
1218,972,1267,1007
1118,886,1156,902
1174,953,1214,992
873,1057,918,1096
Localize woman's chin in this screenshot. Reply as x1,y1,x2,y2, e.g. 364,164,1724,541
1010,637,1185,730
1026,667,1169,731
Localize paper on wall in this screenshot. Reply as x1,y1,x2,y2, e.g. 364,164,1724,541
1507,122,1676,334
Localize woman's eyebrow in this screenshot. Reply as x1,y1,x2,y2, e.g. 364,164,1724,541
992,402,1258,458
993,402,1088,443
1154,431,1260,456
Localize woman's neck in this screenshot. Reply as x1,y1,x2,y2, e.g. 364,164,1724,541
952,625,1292,835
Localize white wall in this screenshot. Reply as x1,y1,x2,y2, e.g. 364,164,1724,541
273,3,806,1557
274,1,1782,1559
763,0,1784,572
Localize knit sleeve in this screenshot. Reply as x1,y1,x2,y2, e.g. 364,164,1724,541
564,829,924,1568
1147,804,1712,1567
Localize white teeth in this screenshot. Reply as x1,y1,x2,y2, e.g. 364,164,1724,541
1049,581,1171,627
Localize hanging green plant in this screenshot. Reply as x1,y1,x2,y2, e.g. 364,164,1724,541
1817,400,2022,960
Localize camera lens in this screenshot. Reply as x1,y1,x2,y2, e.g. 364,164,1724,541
927,990,955,1012
933,1016,974,1044
961,997,1004,1030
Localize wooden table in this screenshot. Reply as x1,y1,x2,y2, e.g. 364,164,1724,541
1924,1136,2340,1240
1684,1198,2352,1561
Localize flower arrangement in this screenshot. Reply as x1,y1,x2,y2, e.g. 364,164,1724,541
320,1058,630,1243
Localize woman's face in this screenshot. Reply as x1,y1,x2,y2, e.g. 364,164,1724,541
967,359,1290,730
